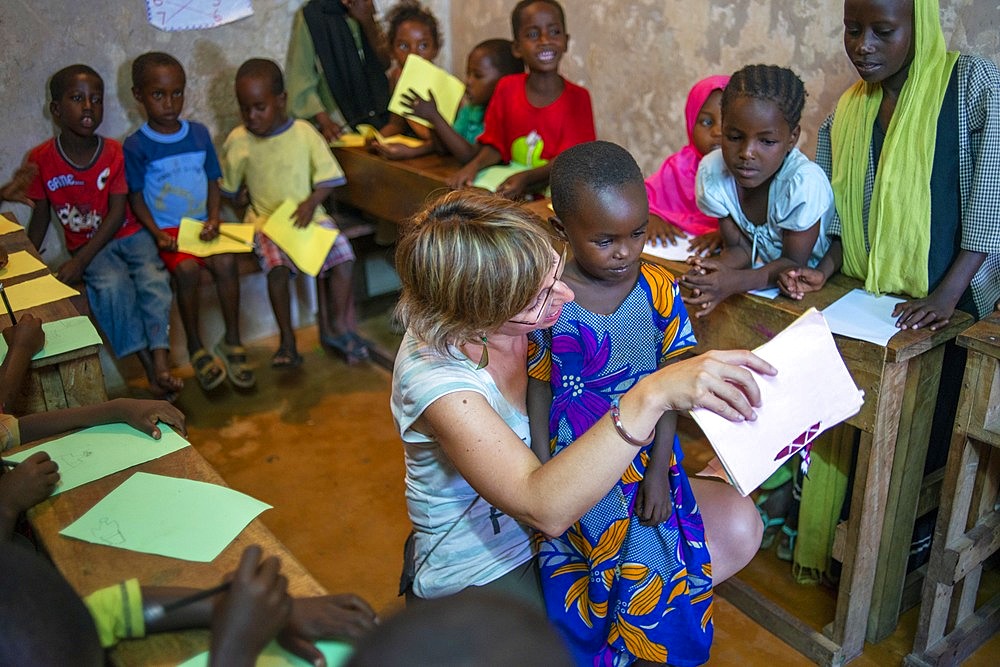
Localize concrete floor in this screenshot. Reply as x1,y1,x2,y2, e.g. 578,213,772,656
139,319,999,666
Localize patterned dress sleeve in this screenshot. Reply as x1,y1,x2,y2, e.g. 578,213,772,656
527,327,552,382
641,262,697,365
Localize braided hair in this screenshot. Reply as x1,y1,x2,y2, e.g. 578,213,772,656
722,64,807,129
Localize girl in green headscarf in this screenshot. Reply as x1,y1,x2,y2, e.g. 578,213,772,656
776,0,1000,583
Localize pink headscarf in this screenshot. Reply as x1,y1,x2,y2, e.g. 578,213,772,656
645,75,730,236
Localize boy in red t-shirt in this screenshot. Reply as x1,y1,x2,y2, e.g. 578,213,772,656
25,64,181,399
448,0,595,199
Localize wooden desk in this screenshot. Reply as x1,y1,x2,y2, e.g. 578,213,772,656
1,213,107,412
23,442,326,666
333,146,459,223
650,258,972,665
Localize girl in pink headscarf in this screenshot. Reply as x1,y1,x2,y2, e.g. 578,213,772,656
645,75,730,254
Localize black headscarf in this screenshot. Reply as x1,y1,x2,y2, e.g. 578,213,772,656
302,0,390,128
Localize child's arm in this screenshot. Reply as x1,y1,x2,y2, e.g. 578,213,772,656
447,145,502,189
200,181,223,241
128,192,176,251
209,545,291,667
495,163,552,201
398,90,481,164
0,315,45,411
57,193,128,285
379,113,408,138
17,397,186,444
0,243,6,269
347,0,391,71
0,451,59,538
683,219,819,318
527,376,553,463
26,197,51,251
892,250,987,331
634,411,678,526
0,164,39,207
371,140,434,161
779,237,843,299
293,186,334,229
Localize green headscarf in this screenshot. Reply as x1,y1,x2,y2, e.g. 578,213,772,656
830,0,958,297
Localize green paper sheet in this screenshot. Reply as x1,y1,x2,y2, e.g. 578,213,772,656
388,54,466,128
178,640,353,667
0,315,102,363
472,162,532,193
0,250,47,280
59,472,271,562
260,200,339,277
5,423,189,496
177,218,255,256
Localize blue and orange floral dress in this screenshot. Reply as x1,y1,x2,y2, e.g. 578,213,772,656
528,262,713,666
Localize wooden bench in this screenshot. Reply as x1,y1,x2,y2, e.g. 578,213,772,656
905,312,1000,666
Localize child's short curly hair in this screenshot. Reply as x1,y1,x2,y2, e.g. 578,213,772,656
511,0,566,36
49,64,102,101
386,1,441,50
235,58,284,95
395,190,554,352
473,39,524,78
131,52,185,90
722,64,807,129
550,141,643,220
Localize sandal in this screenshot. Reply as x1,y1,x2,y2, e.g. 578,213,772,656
321,332,370,365
190,349,226,391
757,507,785,551
271,347,304,369
215,341,257,389
777,524,798,562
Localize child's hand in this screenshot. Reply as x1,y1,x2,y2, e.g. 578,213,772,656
342,0,375,23
680,258,738,318
0,163,39,207
495,172,531,200
0,244,7,269
210,545,291,666
635,466,672,526
778,267,826,300
689,231,723,256
153,230,177,251
200,219,221,242
56,256,87,286
400,88,440,123
278,595,378,663
315,112,343,143
111,398,187,438
646,216,684,247
0,451,60,513
2,314,45,357
293,201,317,229
371,142,425,161
447,164,478,190
892,293,957,331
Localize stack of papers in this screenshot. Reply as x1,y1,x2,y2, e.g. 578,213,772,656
690,308,864,496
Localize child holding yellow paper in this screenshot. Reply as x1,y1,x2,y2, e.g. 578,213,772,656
125,52,255,391
374,39,524,163
380,1,442,140
221,59,368,367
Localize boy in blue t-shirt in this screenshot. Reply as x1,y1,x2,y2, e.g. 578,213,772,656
124,52,254,391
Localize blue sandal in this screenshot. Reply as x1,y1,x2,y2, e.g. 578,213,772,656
777,524,797,562
757,507,785,550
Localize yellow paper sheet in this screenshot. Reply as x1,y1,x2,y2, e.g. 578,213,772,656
0,216,24,235
176,218,254,256
260,200,339,277
331,125,425,149
3,274,79,311
388,55,466,128
0,251,47,280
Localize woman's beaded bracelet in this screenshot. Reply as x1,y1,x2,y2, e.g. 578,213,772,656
609,397,655,447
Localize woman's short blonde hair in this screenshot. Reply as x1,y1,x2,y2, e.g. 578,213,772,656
395,190,554,354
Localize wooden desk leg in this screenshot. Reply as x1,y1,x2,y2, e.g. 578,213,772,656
829,359,910,661
868,346,945,641
58,355,108,407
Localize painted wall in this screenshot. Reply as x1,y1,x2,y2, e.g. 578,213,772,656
1,0,996,200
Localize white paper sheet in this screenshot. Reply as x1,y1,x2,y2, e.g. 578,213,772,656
822,288,904,346
146,0,253,32
689,308,865,496
642,236,694,262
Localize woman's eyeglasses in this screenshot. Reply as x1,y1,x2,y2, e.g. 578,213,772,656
509,246,567,325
